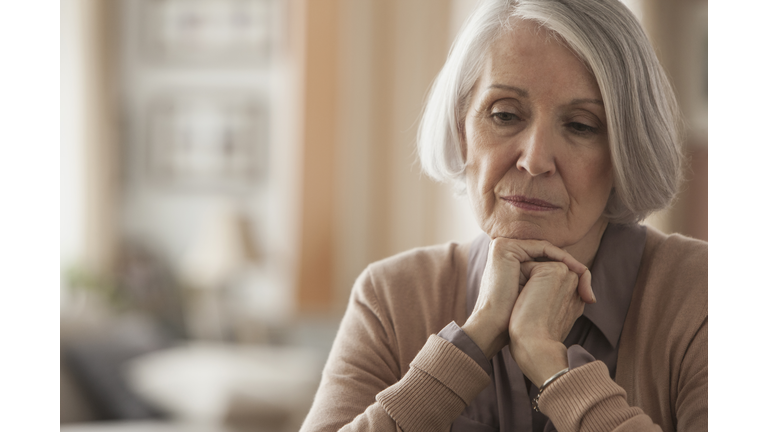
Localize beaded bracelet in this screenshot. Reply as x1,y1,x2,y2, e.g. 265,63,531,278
532,367,570,413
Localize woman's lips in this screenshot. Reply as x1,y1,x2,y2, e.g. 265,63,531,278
501,195,560,211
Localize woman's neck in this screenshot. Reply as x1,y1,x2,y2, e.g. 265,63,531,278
564,219,609,269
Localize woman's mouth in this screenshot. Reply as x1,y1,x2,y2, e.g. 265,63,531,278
500,195,560,212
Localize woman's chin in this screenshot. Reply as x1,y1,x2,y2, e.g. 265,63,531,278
486,220,553,243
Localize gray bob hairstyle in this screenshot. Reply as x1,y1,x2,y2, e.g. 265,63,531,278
417,0,683,224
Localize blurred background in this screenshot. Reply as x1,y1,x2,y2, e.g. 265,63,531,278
60,0,707,430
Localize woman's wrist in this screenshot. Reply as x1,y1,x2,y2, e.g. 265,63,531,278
462,315,508,360
509,337,568,388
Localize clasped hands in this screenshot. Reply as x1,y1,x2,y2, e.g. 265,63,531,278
461,238,595,388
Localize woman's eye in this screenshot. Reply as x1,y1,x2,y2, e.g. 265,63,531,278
567,122,598,134
492,112,519,123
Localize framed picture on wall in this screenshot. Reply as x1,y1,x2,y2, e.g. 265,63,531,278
144,91,268,192
140,0,273,66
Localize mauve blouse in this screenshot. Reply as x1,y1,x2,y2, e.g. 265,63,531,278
437,223,647,432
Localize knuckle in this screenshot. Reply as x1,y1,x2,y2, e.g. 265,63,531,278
490,238,524,262
489,237,509,252
567,271,579,285
488,239,503,258
553,262,569,275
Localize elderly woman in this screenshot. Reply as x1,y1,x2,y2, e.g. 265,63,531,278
301,0,707,431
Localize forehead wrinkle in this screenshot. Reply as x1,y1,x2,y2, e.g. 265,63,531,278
483,43,600,104
488,84,529,98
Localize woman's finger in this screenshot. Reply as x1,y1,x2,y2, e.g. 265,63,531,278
578,269,595,303
491,237,588,276
519,261,595,304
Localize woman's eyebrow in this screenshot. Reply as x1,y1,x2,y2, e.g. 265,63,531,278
488,84,529,97
569,98,604,106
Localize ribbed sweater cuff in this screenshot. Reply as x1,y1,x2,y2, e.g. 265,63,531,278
376,335,490,431
538,361,645,432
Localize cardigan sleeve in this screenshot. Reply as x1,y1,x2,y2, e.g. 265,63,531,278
539,319,708,432
299,267,491,432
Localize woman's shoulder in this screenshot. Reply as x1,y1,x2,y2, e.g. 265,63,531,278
367,241,471,283
632,225,708,325
617,227,708,419
362,241,471,301
644,225,708,264
642,226,707,295
354,240,473,331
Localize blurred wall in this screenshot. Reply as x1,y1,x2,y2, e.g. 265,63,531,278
327,0,484,314
61,0,119,276
641,0,708,241
115,0,300,327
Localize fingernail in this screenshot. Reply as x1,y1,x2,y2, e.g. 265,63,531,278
591,293,597,303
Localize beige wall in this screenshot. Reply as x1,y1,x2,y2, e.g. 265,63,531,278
328,0,483,313
295,0,341,312
61,0,119,276
640,0,708,240
293,0,483,313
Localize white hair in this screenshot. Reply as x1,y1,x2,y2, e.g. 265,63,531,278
417,0,683,224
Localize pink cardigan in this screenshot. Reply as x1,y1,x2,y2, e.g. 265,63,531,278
300,226,707,431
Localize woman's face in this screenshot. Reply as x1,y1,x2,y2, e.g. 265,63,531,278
464,20,613,259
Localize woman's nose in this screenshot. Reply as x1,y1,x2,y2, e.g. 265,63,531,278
515,125,557,177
